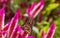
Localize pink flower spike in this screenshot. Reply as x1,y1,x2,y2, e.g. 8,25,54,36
10,26,21,38
0,7,5,30
17,25,24,35
41,0,44,5
31,2,37,9
41,30,45,38
26,2,36,17
0,7,5,38
16,26,23,38
1,22,11,38
7,10,20,38
33,0,44,18
16,33,22,38
3,22,10,31
16,9,21,19
26,0,44,19
46,22,56,38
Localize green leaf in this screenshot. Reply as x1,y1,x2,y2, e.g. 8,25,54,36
14,0,19,5
43,3,59,15
19,20,24,26
46,3,59,11
50,0,55,3
42,25,49,33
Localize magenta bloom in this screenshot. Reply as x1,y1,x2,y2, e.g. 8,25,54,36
41,23,56,38
26,0,44,19
0,8,34,38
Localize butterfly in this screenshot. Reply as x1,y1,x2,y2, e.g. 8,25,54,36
22,17,34,35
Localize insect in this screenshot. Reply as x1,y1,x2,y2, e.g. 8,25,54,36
22,17,34,35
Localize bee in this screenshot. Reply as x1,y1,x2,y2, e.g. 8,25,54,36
22,17,34,35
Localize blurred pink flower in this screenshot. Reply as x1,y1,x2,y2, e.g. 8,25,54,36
0,8,34,38
41,22,56,38
26,0,44,19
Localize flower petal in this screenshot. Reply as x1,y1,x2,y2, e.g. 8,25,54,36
41,30,45,38
7,10,20,38
10,26,20,38
26,0,44,18
46,22,56,38
33,0,44,18
0,7,5,38
0,7,5,30
26,2,36,17
3,22,10,31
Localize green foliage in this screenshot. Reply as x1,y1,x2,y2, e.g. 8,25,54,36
43,3,59,15
19,20,24,26
54,16,60,38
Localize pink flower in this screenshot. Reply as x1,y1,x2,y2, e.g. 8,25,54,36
26,0,44,19
41,22,56,38
0,8,34,38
